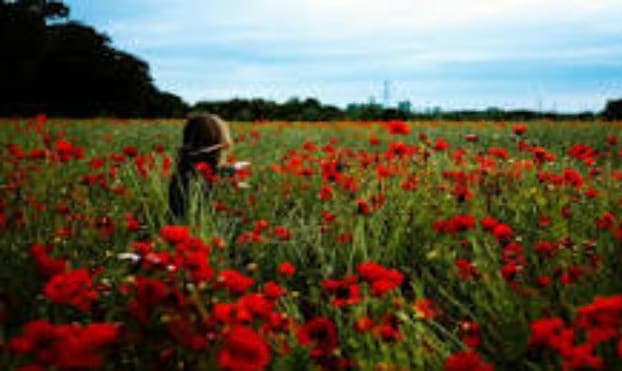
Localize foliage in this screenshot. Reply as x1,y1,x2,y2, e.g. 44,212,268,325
604,99,622,121
0,0,188,117
194,98,603,122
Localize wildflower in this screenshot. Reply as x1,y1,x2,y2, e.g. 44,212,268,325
134,276,169,307
492,223,514,242
297,317,338,358
444,351,494,371
322,278,361,307
354,316,374,333
413,298,441,320
455,259,479,280
459,320,481,348
529,317,566,347
563,168,584,189
480,216,499,231
9,321,119,370
160,225,191,244
277,262,296,277
434,138,449,151
263,281,286,300
512,124,527,135
596,212,616,230
218,326,270,371
357,262,403,297
273,226,292,241
43,269,98,312
30,243,67,278
575,295,622,344
386,120,410,135
218,269,254,295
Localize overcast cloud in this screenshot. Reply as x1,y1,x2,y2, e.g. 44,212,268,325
65,0,622,112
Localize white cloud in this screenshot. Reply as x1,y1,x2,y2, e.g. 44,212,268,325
70,0,622,111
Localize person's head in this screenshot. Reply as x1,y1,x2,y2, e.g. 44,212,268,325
179,113,232,169
169,113,233,220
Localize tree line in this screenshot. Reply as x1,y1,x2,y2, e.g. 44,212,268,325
0,0,188,118
195,98,617,122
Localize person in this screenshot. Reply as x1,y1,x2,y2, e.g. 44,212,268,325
168,113,234,220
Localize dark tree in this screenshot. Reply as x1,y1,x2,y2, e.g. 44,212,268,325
603,99,622,121
0,0,188,117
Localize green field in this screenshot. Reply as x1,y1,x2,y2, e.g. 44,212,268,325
1,118,622,370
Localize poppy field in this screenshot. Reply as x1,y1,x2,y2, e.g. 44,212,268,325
1,116,622,370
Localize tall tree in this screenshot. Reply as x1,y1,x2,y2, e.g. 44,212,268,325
0,0,188,117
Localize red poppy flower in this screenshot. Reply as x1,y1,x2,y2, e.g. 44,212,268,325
263,281,286,300
444,351,494,371
480,216,499,231
512,124,527,135
386,120,410,135
492,223,514,242
43,269,98,312
413,298,441,319
218,326,271,370
160,225,191,244
459,320,481,348
218,269,254,295
455,259,479,280
277,262,296,277
576,295,622,344
30,243,67,278
322,278,361,307
434,138,449,151
297,317,338,358
354,316,374,333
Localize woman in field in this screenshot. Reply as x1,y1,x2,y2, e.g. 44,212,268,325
168,113,235,220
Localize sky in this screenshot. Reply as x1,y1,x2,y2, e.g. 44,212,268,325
64,0,622,112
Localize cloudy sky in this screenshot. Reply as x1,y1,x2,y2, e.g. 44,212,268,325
65,0,622,112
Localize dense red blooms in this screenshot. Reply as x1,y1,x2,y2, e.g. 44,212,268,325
30,243,67,278
9,320,119,369
272,226,292,240
218,269,255,294
322,277,361,307
54,139,84,162
492,223,514,242
43,268,98,312
5,118,622,370
459,320,481,348
219,326,271,370
297,317,338,358
357,262,404,296
480,216,499,231
413,298,441,319
354,316,374,333
262,281,285,300
277,261,296,277
445,351,494,371
386,120,410,135
434,138,449,151
512,124,527,135
455,259,480,280
434,214,476,235
563,168,584,188
160,225,191,244
575,295,622,344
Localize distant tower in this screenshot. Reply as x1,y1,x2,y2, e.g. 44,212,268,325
383,80,391,108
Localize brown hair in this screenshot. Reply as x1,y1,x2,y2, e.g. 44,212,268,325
168,113,232,219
